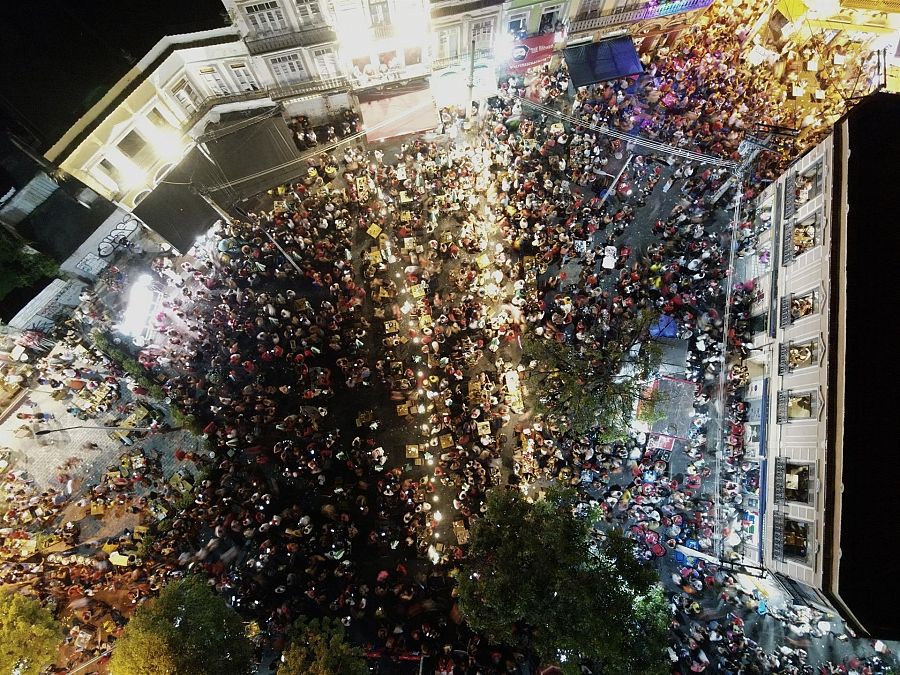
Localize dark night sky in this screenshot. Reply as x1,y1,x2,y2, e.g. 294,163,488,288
0,0,225,150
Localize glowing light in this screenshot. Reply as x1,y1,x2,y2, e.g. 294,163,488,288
494,32,515,62
118,274,155,336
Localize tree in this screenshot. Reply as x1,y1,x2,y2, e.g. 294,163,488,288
109,576,253,675
0,234,58,303
0,591,62,675
278,617,368,675
456,487,669,675
523,308,662,440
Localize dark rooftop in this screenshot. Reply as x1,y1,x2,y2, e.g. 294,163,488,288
834,91,900,640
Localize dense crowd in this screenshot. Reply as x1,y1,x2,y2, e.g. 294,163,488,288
2,3,893,672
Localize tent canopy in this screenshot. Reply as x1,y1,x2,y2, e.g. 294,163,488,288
650,314,679,338
564,37,644,89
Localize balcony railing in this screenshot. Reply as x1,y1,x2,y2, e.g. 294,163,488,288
268,76,350,100
430,0,504,19
570,0,713,33
431,48,494,72
246,24,337,54
370,23,397,40
180,77,350,130
182,90,274,131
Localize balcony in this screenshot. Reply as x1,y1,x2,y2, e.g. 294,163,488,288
839,0,900,10
180,77,350,130
431,47,494,71
246,24,337,54
370,23,397,40
182,90,274,131
268,76,350,100
570,0,713,33
430,0,504,19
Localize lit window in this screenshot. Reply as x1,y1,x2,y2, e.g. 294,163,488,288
783,518,812,564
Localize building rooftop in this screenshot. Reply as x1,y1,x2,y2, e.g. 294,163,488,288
831,91,900,640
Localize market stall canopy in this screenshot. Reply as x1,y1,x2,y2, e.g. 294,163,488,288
563,36,644,89
650,314,679,338
358,85,439,143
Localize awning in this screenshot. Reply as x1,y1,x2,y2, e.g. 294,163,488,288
564,36,644,89
358,88,439,143
134,160,221,255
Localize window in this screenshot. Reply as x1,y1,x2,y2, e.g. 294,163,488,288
783,518,813,564
229,63,259,92
269,53,308,84
579,0,603,15
539,5,561,33
369,0,390,26
245,2,287,34
97,158,122,183
404,47,422,67
118,130,147,159
784,463,814,504
200,67,230,96
787,340,816,371
146,108,170,128
781,290,817,326
171,78,201,113
790,213,819,259
794,162,823,209
507,14,527,36
295,0,322,24
312,48,338,78
436,27,460,60
471,19,493,49
777,390,817,422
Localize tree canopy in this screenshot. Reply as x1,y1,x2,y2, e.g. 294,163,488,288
523,308,662,440
278,616,368,675
0,591,62,675
456,487,669,674
109,576,253,675
0,234,58,303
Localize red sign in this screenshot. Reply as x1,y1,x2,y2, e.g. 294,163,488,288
506,33,556,73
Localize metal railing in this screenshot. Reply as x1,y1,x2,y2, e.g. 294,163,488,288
370,23,396,40
180,76,350,131
570,0,713,33
182,90,274,130
431,48,494,71
268,75,350,100
245,24,337,54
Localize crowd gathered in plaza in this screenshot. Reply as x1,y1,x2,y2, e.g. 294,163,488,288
1,2,894,673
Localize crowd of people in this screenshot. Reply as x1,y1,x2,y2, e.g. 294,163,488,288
1,3,894,671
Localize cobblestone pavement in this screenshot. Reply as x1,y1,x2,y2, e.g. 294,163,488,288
0,382,194,494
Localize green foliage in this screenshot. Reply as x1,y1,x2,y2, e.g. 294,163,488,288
523,310,662,439
0,590,63,675
170,408,202,436
109,576,253,675
456,487,669,674
278,616,368,675
0,235,59,302
90,329,202,434
636,384,667,425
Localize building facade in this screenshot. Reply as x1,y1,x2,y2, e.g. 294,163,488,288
735,137,834,592
566,0,713,54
